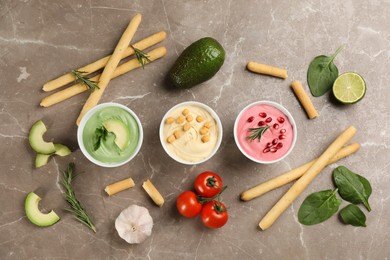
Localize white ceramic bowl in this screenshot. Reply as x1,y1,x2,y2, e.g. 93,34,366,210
159,101,223,165
233,101,297,164
77,102,143,168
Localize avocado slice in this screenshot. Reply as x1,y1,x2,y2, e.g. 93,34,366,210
54,144,72,156
29,120,56,154
25,192,60,227
168,37,225,89
102,118,130,151
35,153,51,168
35,144,71,168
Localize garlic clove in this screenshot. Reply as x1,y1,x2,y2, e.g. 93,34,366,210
115,205,153,244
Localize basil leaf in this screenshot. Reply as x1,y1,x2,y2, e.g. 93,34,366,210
307,47,342,97
298,189,341,225
333,166,372,211
339,204,367,227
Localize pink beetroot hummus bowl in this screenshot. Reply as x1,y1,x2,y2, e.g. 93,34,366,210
233,101,297,164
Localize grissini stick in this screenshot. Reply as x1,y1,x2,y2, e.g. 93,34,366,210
76,13,142,125
291,80,319,119
259,126,357,230
42,31,166,92
105,178,135,196
240,143,360,201
40,47,167,107
142,179,164,207
247,61,288,79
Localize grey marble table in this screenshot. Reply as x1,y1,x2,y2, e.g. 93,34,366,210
1,0,389,259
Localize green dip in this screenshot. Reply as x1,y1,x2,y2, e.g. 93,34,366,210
82,106,140,164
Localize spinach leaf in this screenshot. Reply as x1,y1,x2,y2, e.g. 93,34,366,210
298,189,341,225
307,47,342,97
339,204,367,227
93,126,108,151
333,166,372,211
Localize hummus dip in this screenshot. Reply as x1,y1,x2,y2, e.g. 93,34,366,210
82,106,140,164
163,105,219,163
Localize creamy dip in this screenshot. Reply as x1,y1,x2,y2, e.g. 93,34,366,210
82,106,140,164
236,104,294,162
163,105,219,163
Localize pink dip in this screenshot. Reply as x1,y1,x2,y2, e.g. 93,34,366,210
236,104,294,162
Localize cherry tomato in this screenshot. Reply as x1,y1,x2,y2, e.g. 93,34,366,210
176,191,202,218
194,171,223,198
201,201,228,228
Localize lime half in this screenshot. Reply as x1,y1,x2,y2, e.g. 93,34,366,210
333,72,366,104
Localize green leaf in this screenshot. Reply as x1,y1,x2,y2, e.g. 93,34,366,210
307,47,342,97
247,126,270,142
339,204,367,227
93,126,108,151
71,70,99,91
333,166,372,211
298,189,342,225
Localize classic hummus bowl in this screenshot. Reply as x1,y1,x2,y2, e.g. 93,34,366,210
159,101,223,165
77,102,143,167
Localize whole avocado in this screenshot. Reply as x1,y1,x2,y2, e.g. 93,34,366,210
168,37,225,89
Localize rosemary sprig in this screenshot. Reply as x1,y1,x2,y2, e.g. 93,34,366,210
131,45,151,69
62,163,96,233
71,70,100,91
247,126,270,142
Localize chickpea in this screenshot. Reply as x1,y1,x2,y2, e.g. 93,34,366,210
204,121,212,128
182,108,189,116
174,130,181,139
201,135,210,143
167,135,175,143
183,123,191,131
196,115,204,122
176,115,185,124
199,127,208,135
166,117,174,124
186,115,193,122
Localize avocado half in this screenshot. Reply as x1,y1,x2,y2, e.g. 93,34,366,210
25,192,60,227
168,37,225,89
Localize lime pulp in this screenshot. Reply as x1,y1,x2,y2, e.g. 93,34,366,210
332,72,366,104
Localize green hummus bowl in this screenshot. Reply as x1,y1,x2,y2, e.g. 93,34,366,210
77,103,143,167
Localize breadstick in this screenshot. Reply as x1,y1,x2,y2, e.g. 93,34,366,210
42,31,166,92
291,80,319,119
142,179,164,207
40,47,167,107
105,178,135,196
247,61,288,79
259,126,357,230
240,143,360,201
76,14,142,125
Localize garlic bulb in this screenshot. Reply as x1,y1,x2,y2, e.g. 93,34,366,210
115,205,153,244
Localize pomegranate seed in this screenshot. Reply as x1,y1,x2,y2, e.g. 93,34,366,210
279,134,286,140
247,116,254,122
276,143,283,149
259,112,267,118
265,117,272,123
266,142,272,148
270,147,277,153
263,148,270,153
258,121,266,126
272,138,278,145
280,129,286,134
273,123,279,129
277,117,285,123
